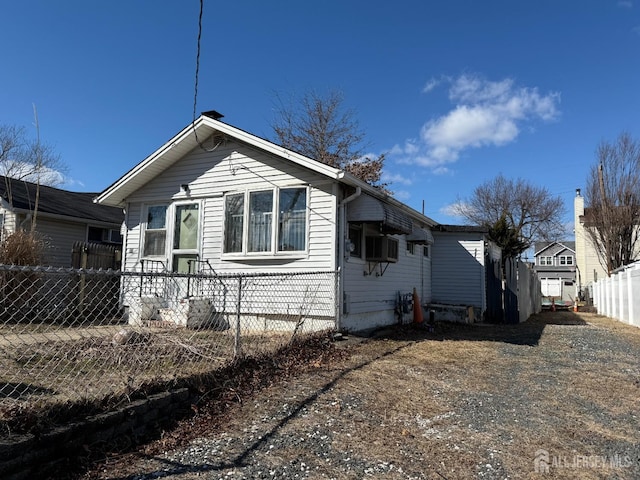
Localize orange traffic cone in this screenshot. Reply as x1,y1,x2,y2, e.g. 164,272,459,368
413,287,423,324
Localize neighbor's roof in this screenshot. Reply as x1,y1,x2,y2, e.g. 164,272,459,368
434,224,490,234
534,241,576,256
0,176,123,225
95,112,437,227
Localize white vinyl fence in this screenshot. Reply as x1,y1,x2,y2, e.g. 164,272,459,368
592,261,640,327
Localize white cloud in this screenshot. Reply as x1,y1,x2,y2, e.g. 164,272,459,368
382,172,413,185
432,166,452,175
389,73,560,172
422,77,441,93
439,201,468,218
393,189,411,201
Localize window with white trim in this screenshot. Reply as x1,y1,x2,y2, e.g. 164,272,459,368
143,205,168,257
538,256,553,266
348,223,362,258
559,255,573,265
406,242,415,255
223,187,308,255
172,203,199,272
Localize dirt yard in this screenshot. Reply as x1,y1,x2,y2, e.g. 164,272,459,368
79,311,640,479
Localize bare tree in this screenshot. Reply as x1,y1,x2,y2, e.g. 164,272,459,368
272,90,388,190
1,123,65,188
584,133,640,275
0,122,66,230
454,174,565,256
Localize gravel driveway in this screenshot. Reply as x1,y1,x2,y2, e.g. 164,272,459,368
82,312,640,480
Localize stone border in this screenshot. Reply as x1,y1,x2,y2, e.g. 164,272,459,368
0,388,193,480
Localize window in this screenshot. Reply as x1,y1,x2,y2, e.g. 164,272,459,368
172,203,199,272
278,188,306,251
348,223,362,257
88,227,123,244
559,255,573,265
109,229,123,244
143,205,167,256
423,245,430,258
249,191,273,252
407,242,415,255
223,187,307,255
224,194,244,253
539,256,553,266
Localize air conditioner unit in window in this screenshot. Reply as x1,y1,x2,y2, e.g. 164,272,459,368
365,236,399,262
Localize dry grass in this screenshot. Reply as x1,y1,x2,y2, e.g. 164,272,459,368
74,312,640,479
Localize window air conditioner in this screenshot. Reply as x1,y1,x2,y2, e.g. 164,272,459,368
365,236,399,262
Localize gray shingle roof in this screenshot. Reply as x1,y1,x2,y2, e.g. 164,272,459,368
0,176,123,225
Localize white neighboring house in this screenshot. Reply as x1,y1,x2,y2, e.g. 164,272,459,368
96,112,436,332
574,189,608,290
0,176,124,267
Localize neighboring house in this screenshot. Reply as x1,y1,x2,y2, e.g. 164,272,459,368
574,189,607,292
533,240,576,301
430,225,502,322
96,111,437,332
0,176,124,267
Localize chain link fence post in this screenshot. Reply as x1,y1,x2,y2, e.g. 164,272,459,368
234,275,242,359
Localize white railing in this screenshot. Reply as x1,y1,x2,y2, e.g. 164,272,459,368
592,261,640,327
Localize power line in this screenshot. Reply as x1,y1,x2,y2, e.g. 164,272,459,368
191,0,218,152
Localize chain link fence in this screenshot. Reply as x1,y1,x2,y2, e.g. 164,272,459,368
0,264,338,421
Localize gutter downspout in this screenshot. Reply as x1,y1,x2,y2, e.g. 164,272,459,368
337,186,361,331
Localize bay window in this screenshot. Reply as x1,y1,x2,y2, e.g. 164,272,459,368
223,187,307,255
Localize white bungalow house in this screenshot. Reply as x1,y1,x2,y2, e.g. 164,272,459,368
96,111,436,332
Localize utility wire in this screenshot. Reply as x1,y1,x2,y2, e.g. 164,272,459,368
192,0,219,152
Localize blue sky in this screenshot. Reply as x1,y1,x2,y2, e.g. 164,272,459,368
2,1,639,230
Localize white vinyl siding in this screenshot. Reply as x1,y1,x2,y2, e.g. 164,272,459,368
125,139,336,274
342,224,432,323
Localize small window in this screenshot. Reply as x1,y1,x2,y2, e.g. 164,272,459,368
407,242,415,255
109,229,123,244
143,205,168,257
348,224,362,257
539,256,553,266
423,245,430,258
559,256,573,265
88,226,106,243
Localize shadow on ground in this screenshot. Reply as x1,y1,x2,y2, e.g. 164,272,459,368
371,310,588,347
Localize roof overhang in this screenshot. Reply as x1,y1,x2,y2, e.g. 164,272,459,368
406,226,435,244
95,115,345,207
347,194,414,235
94,114,439,230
